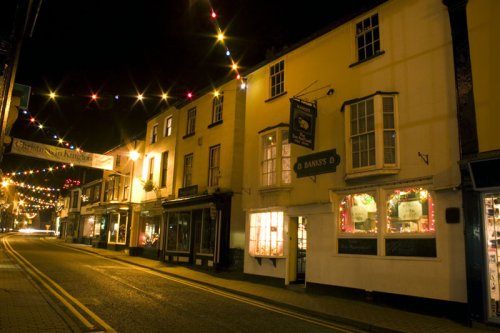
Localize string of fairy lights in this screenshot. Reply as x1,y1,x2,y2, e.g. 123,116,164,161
3,2,247,213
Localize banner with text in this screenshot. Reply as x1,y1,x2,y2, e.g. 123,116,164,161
10,137,114,170
289,98,317,149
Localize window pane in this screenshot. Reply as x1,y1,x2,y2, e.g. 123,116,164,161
387,188,435,233
339,194,378,233
356,14,380,61
384,131,396,164
249,212,284,256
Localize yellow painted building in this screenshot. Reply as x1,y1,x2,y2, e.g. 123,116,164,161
242,0,468,307
142,79,246,269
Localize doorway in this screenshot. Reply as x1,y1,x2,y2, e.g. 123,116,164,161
483,194,500,322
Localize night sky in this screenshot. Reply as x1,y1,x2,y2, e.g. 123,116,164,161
2,0,375,189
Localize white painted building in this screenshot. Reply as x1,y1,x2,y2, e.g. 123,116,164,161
242,0,466,305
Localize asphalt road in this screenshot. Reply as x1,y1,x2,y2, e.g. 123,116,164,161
4,234,364,333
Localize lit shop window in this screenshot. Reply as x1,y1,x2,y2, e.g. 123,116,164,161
386,188,435,233
249,211,284,257
339,193,378,233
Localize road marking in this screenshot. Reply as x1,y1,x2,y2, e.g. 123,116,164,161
48,240,365,332
3,235,117,333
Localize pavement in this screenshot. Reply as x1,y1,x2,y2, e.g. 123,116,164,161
1,235,500,333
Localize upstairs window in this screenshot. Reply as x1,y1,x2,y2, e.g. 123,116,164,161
164,116,173,137
212,93,223,124
356,13,380,61
208,145,221,187
160,151,168,188
151,124,158,144
261,129,291,187
270,60,285,98
344,93,398,178
148,157,155,181
186,107,196,136
183,153,193,187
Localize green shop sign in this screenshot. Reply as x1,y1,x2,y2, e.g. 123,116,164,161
293,149,341,178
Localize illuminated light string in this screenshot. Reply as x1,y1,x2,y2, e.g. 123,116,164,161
3,162,76,178
18,192,56,207
19,109,85,151
6,179,60,192
17,4,248,154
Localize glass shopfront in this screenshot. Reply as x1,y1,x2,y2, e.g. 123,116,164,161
483,195,500,322
139,215,161,248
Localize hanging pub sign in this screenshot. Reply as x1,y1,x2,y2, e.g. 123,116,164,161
293,149,341,178
289,98,316,149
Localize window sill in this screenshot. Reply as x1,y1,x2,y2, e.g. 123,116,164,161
258,185,293,194
265,91,287,103
208,120,223,128
182,132,195,139
349,50,385,68
345,167,399,180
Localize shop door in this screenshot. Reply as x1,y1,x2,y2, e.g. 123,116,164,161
483,195,500,322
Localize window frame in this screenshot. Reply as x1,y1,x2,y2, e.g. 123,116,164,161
160,151,168,188
164,116,173,137
183,153,194,187
248,211,285,257
356,13,381,62
148,157,155,182
208,144,221,187
151,123,158,144
260,128,292,188
211,93,224,125
269,60,285,99
186,107,196,136
344,93,399,179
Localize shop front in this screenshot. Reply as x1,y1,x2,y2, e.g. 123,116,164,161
134,202,163,259
161,192,232,270
468,156,500,324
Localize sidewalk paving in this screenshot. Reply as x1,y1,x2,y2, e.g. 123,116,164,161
61,240,499,333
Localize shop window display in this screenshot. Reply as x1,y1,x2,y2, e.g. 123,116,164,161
249,211,284,257
139,216,161,248
484,195,500,319
167,212,191,252
386,188,434,233
339,193,378,233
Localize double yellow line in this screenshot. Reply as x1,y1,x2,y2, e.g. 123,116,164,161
2,235,116,333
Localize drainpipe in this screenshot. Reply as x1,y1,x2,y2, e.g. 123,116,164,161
443,0,484,323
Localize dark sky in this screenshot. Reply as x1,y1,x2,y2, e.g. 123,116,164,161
2,0,376,189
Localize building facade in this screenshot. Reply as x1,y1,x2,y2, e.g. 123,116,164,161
450,0,500,323
143,79,246,270
242,0,467,309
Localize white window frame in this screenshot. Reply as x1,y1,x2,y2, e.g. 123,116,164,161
248,211,285,257
208,145,221,187
356,13,381,62
164,116,172,137
269,60,285,98
148,157,155,181
344,93,399,179
151,124,158,144
160,151,168,188
186,107,196,136
212,93,223,124
183,153,193,187
260,128,291,187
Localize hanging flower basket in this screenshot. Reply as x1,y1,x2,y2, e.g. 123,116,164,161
143,180,155,192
